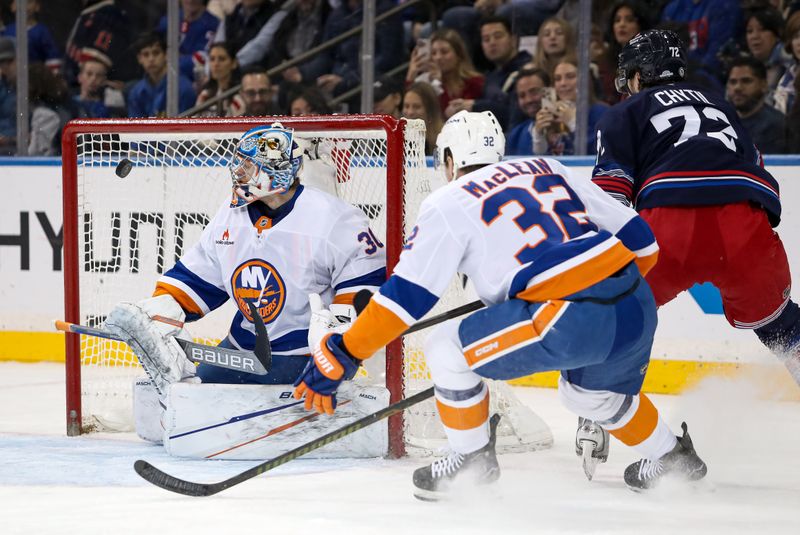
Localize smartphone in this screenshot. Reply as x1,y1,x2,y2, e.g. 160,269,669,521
540,87,557,114
416,38,431,60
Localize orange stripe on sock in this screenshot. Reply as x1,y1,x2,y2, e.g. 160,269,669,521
609,393,658,446
154,282,204,317
516,242,635,302
436,391,489,431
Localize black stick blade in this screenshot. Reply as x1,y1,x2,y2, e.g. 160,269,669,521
134,460,222,497
247,301,272,372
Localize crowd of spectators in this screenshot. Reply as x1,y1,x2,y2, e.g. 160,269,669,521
0,0,798,156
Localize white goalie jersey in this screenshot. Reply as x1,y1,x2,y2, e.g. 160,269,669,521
154,185,386,356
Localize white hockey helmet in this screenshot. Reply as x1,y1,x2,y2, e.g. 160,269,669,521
434,110,504,176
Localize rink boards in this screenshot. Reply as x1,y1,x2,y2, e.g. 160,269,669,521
1,156,798,396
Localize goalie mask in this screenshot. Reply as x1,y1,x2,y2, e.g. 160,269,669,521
434,110,504,178
229,123,304,207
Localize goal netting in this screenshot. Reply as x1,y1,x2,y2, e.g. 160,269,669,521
62,115,553,457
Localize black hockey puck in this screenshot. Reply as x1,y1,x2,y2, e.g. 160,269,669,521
115,158,133,178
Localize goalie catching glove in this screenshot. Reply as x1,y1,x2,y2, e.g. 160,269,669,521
104,294,198,397
293,333,360,415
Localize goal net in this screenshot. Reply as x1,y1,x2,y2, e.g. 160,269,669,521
62,115,552,457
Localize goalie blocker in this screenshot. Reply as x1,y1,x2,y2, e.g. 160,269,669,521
134,379,389,459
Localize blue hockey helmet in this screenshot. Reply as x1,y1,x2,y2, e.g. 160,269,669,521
229,123,303,207
616,29,687,94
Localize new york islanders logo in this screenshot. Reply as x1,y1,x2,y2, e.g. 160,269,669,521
230,260,286,324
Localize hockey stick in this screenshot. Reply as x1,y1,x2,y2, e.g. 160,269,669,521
56,302,272,376
134,296,486,496
134,388,434,496
352,288,485,331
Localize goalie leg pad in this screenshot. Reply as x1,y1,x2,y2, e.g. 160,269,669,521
105,295,196,396
163,381,389,460
133,377,165,443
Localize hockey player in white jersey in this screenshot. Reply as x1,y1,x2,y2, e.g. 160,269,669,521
294,110,708,496
104,123,388,457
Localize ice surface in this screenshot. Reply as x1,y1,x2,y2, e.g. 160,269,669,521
1,362,798,534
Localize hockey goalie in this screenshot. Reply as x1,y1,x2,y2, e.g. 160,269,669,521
104,123,390,460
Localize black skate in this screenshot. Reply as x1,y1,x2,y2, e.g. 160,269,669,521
576,417,609,481
413,414,501,501
624,422,707,491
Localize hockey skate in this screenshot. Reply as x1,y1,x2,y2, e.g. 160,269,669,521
782,352,800,385
624,422,707,491
576,417,609,481
413,414,501,501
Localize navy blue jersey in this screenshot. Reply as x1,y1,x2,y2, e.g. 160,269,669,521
592,82,781,226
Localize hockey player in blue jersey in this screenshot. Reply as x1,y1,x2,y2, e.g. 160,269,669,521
593,29,800,385
103,123,387,452
584,28,800,479
295,111,708,496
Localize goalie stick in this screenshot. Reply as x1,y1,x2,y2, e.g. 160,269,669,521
55,302,272,376
134,296,487,496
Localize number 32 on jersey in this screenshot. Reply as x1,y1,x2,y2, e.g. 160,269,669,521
481,173,596,264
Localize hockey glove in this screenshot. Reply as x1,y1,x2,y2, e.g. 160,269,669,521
307,293,356,351
293,333,360,415
105,294,197,397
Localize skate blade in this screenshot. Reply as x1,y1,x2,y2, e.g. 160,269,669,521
413,487,450,502
626,471,711,493
580,440,601,481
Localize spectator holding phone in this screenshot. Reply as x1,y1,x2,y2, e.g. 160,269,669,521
506,66,550,155
405,28,484,118
532,57,607,155
406,36,433,86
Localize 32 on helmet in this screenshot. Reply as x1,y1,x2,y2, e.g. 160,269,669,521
434,110,505,176
615,29,687,95
229,122,303,207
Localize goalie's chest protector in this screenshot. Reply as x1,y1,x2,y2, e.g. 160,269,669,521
178,186,384,354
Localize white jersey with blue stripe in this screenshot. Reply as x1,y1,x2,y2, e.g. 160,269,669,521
342,157,658,360
155,185,386,356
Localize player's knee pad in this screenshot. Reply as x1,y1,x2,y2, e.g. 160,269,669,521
558,376,634,429
424,320,482,391
754,299,800,353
